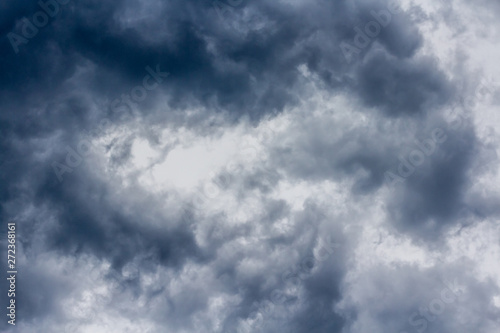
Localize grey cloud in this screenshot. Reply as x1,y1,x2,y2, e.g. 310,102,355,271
1,0,499,332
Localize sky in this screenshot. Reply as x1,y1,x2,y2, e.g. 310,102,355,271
1,0,500,332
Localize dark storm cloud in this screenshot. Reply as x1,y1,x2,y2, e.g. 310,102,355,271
0,0,443,122
354,50,454,117
386,119,479,241
1,0,498,332
270,104,489,242
1,0,446,231
33,167,207,270
210,202,349,333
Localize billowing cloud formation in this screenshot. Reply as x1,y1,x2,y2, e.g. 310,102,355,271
1,0,500,332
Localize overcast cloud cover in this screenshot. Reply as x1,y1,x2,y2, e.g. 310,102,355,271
1,0,500,332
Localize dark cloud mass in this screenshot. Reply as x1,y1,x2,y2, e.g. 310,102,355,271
1,0,499,332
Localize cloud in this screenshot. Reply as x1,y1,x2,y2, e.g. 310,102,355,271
1,0,500,332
